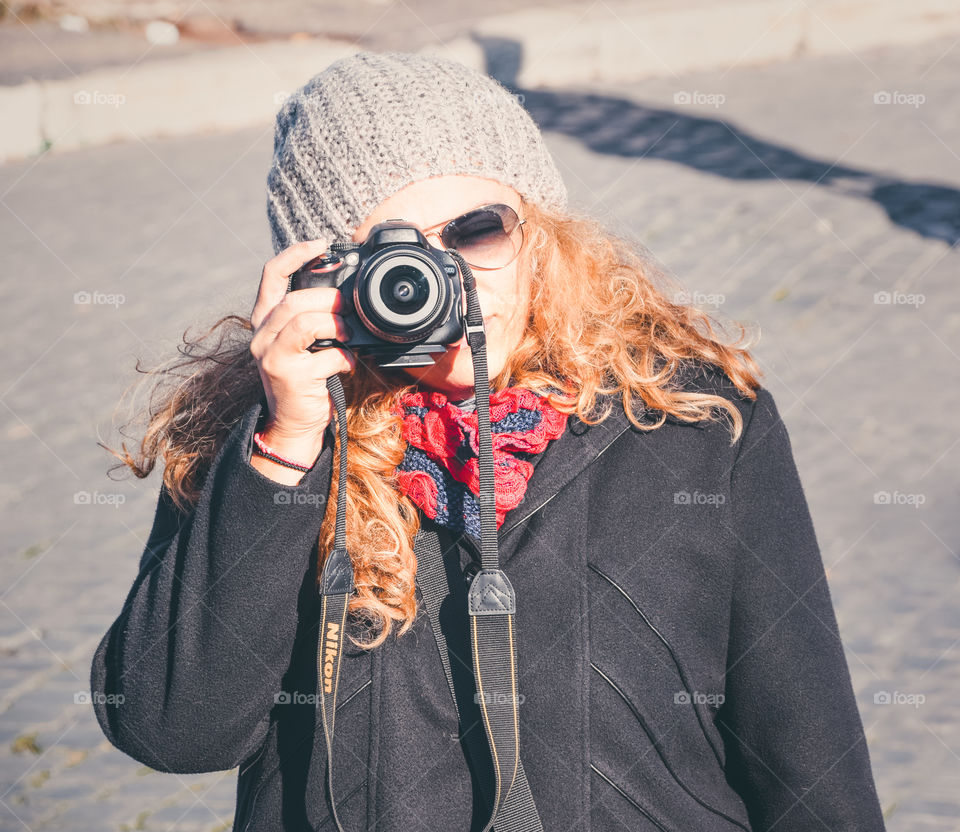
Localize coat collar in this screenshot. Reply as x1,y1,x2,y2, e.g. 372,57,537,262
444,393,640,567
499,396,634,539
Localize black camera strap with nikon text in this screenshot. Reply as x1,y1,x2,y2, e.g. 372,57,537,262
317,251,544,832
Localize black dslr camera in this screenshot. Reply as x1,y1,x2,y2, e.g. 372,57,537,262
286,220,465,368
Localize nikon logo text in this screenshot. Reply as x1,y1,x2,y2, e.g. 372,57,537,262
322,622,340,694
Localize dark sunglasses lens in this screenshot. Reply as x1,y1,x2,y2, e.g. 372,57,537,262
442,205,522,269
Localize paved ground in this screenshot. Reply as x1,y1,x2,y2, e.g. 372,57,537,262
1,33,958,832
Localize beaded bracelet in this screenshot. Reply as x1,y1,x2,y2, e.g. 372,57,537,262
252,431,313,473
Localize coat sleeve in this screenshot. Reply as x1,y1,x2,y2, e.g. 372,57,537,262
717,387,887,831
89,399,336,773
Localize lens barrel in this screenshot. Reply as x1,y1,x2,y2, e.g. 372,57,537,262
355,248,451,342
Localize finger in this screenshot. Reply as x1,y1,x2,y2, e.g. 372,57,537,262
292,346,356,376
317,347,358,375
271,310,353,356
251,295,350,357
251,239,330,330
263,345,356,383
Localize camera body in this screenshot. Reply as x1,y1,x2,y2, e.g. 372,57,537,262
286,220,464,368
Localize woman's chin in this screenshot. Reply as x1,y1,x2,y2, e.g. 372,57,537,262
400,345,498,399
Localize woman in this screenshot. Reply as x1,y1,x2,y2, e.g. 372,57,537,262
91,52,887,831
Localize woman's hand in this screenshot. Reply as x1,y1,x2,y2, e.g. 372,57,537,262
248,240,357,482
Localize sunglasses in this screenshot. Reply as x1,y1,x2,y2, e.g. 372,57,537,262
419,203,526,271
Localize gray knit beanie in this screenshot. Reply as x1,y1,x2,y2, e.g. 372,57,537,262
266,50,568,255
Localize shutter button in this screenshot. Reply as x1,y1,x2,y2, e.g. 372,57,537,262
463,561,481,588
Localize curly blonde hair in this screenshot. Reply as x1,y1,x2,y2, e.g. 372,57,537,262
104,196,762,650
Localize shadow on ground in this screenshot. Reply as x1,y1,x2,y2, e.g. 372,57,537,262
475,36,960,248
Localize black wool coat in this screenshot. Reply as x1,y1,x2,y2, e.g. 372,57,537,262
91,364,887,831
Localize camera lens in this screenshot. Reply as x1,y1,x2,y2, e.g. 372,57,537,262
380,265,429,315
356,250,451,342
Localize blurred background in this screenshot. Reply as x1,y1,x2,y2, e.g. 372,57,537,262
1,0,958,829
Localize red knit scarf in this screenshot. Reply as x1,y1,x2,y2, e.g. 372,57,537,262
391,386,569,538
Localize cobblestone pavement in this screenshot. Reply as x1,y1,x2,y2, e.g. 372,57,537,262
1,33,957,832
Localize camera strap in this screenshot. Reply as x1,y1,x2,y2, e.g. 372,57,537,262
317,250,543,832
414,525,544,832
